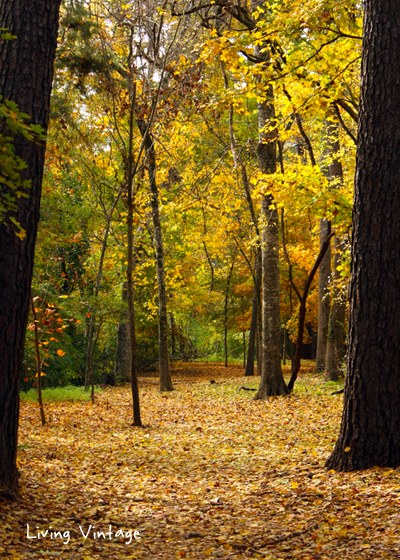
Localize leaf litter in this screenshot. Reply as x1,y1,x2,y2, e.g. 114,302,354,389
1,362,400,559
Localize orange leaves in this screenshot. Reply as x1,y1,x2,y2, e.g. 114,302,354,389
7,364,400,558
56,349,66,356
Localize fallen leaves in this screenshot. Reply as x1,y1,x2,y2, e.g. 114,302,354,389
1,362,400,559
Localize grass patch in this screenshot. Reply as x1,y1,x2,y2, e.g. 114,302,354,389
20,385,102,403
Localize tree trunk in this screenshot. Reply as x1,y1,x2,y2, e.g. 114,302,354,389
283,327,287,365
0,0,61,499
243,330,246,368
245,288,257,376
254,73,287,398
85,189,121,388
324,240,346,381
326,0,400,470
127,100,141,426
324,115,346,381
256,326,262,375
169,312,176,357
255,194,288,398
224,256,236,368
114,283,130,382
315,218,331,371
84,316,94,388
137,120,173,392
30,298,46,426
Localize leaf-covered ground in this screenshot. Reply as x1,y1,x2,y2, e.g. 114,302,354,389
2,362,400,559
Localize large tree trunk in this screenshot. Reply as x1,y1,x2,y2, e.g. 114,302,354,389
255,194,288,398
315,218,331,371
254,80,287,399
326,0,400,471
0,0,61,499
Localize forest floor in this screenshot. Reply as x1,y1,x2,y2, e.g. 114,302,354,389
1,362,400,560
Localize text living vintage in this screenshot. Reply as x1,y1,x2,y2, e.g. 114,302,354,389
26,524,141,545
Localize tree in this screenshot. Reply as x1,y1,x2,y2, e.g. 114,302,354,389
326,0,400,471
0,0,61,498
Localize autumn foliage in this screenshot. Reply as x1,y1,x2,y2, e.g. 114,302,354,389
2,364,399,559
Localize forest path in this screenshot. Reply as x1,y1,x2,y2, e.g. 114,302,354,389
1,363,399,559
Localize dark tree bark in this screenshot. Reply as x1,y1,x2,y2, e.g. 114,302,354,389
0,0,61,499
326,0,400,471
315,218,331,371
127,99,141,426
114,283,130,382
137,120,173,392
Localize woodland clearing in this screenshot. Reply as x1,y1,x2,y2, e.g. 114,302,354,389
1,363,399,560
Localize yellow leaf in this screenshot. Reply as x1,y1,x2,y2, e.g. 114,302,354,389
344,447,350,452
57,349,66,356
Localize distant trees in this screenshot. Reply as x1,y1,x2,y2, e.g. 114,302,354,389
13,0,361,412
0,0,61,498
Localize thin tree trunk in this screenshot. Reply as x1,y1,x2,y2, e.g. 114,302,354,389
315,218,331,371
90,322,102,404
84,317,94,389
137,120,173,392
85,190,122,388
114,283,130,382
219,59,262,377
0,0,61,499
170,312,176,357
281,209,334,392
30,298,46,426
283,327,287,366
224,255,236,368
324,114,346,381
245,289,257,376
256,326,262,375
325,235,347,381
127,93,142,426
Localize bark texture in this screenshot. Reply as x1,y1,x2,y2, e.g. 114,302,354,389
254,70,287,398
326,0,400,470
315,218,331,371
113,283,130,381
137,120,173,392
0,0,61,497
255,194,287,398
